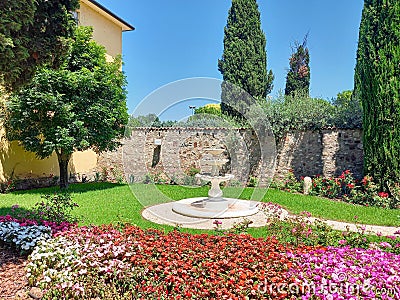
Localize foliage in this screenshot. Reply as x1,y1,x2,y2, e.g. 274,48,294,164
110,167,126,184
194,103,222,116
213,218,253,235
331,90,363,129
0,214,75,234
9,193,80,224
23,222,400,299
271,169,303,193
0,0,79,91
246,176,258,187
354,1,400,191
178,112,245,128
262,92,335,142
27,224,312,299
218,0,274,118
32,193,80,224
186,167,200,177
0,221,51,254
127,113,177,129
273,170,398,209
5,27,128,188
284,35,310,97
261,206,400,255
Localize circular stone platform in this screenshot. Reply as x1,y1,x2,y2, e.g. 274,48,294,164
172,197,258,219
142,199,289,230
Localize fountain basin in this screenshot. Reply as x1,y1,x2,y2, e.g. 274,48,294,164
172,197,259,219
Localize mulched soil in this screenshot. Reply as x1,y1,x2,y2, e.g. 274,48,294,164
0,244,30,300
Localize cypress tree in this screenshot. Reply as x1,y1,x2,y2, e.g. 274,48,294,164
354,0,400,190
218,0,273,118
285,36,310,97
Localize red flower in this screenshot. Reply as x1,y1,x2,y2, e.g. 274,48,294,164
378,192,389,198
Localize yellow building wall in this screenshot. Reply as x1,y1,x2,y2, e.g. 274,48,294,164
0,1,125,183
78,2,123,58
0,138,98,182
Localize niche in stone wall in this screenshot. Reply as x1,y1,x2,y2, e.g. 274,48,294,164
151,145,161,168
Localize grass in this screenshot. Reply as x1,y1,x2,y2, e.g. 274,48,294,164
0,183,399,236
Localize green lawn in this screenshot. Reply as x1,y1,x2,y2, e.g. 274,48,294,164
0,183,399,236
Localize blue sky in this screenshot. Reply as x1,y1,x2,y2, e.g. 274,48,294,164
95,0,364,121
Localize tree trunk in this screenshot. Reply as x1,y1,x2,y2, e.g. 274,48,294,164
56,151,71,189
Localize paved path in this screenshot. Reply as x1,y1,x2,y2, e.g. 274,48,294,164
142,202,399,236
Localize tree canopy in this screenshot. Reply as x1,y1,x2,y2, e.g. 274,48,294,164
284,36,310,97
0,0,79,92
354,0,400,191
218,0,273,118
5,27,128,188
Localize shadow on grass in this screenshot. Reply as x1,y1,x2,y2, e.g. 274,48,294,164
10,182,126,196
0,206,34,218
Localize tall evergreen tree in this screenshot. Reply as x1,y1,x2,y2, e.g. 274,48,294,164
354,0,400,190
218,0,273,118
285,36,310,97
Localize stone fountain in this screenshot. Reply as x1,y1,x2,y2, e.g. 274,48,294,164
172,148,259,218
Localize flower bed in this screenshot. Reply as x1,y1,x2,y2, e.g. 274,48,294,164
0,216,76,254
273,170,400,209
288,247,400,299
27,225,315,299
24,224,400,300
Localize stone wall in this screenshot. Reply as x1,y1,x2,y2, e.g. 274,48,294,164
105,127,263,184
96,128,364,184
275,129,363,179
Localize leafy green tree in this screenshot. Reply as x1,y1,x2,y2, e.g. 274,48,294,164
218,0,273,118
5,27,128,189
354,0,400,190
194,104,222,116
334,90,353,107
263,93,335,143
0,0,79,92
285,36,310,97
332,90,362,129
127,114,178,129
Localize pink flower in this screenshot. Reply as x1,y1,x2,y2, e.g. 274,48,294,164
379,242,392,248
338,240,347,245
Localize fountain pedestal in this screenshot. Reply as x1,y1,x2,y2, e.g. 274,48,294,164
172,148,258,219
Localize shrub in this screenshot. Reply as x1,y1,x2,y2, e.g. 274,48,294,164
10,193,80,224
272,169,303,193
32,193,80,224
274,169,397,209
246,176,258,187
